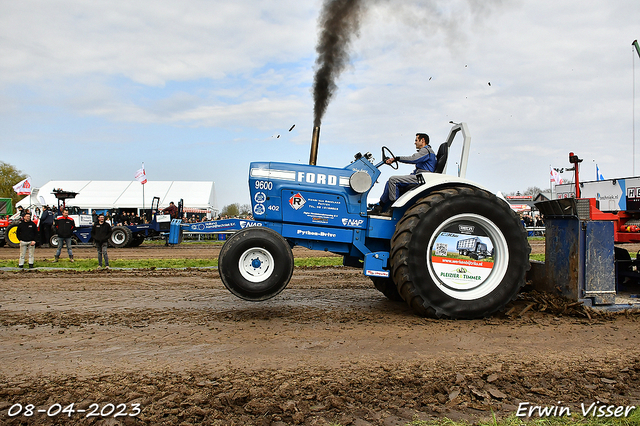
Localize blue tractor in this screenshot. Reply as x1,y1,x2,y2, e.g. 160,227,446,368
109,196,179,247
212,123,529,318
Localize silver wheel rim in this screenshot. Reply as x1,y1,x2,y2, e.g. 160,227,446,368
238,247,274,283
427,213,509,301
112,231,125,244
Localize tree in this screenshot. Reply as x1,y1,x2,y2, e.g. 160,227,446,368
505,186,544,197
0,162,27,208
522,186,544,196
239,204,251,216
220,203,240,217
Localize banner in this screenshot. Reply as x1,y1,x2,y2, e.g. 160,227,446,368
12,177,32,195
596,164,604,181
134,165,147,185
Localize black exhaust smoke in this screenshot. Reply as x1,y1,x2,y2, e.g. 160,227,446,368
309,0,504,165
311,0,366,165
313,0,365,129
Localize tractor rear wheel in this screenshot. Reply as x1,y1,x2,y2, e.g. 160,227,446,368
370,277,403,301
5,224,20,248
109,226,132,248
130,234,145,247
218,227,294,301
390,187,530,319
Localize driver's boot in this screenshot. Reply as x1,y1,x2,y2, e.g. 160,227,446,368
369,202,386,215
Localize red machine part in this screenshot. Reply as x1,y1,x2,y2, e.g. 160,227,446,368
586,198,640,243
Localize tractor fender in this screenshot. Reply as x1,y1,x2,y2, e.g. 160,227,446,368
392,174,491,209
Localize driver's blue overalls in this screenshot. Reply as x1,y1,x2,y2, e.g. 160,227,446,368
380,145,437,204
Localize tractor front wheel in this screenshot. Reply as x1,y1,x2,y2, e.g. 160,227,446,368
130,234,146,247
5,224,20,248
218,227,294,301
109,226,132,248
390,187,530,319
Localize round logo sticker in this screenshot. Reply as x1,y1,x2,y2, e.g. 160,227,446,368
428,221,495,291
253,204,266,215
255,192,267,203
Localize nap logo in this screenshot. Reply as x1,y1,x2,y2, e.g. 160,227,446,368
289,193,306,210
240,221,262,228
341,218,364,227
458,225,475,234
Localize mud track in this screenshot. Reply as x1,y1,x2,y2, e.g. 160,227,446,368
0,244,639,425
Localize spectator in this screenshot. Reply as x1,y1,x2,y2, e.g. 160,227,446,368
91,214,112,269
17,213,38,269
163,202,178,219
17,206,25,217
39,206,55,247
54,209,75,263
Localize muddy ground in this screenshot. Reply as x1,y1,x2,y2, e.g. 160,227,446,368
0,242,639,425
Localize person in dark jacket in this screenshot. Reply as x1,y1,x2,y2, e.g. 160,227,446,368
39,206,54,247
162,202,178,219
91,214,112,269
54,209,75,262
17,213,38,268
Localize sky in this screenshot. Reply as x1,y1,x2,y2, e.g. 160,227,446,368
1,0,639,209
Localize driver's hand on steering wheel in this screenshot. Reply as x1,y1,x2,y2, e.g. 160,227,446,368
385,157,395,164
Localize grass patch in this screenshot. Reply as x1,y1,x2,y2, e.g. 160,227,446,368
0,256,343,270
357,408,640,426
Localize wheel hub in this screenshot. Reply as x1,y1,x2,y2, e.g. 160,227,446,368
238,248,274,283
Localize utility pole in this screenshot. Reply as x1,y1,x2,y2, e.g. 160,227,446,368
634,40,640,175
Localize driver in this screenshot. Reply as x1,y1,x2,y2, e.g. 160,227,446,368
370,133,436,215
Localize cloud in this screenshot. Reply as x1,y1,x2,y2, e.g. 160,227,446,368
0,0,316,86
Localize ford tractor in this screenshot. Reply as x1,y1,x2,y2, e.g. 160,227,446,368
212,123,530,319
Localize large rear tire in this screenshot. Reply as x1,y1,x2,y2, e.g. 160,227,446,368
6,224,20,248
390,187,530,319
109,226,132,248
130,234,145,247
218,227,294,301
370,277,403,301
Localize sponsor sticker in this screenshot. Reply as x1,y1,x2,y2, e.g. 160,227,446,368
289,193,306,210
366,270,390,277
429,222,495,290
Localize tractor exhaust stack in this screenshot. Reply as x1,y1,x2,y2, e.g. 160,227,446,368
309,126,320,165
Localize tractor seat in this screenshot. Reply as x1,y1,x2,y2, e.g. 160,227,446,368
433,142,448,174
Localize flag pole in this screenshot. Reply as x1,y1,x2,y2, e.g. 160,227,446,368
142,162,145,214
549,165,553,199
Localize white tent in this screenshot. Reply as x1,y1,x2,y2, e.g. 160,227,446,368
17,180,217,213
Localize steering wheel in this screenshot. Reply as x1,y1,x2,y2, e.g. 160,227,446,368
381,146,399,170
